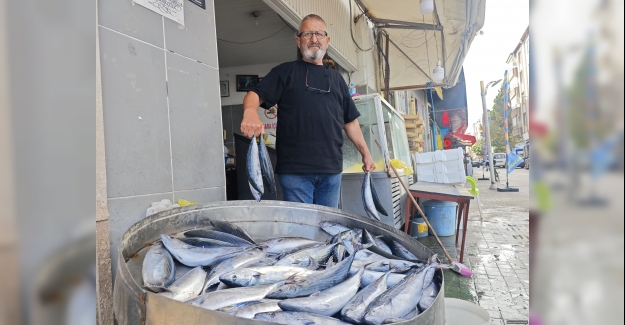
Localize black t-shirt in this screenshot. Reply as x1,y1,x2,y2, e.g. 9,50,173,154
250,60,361,174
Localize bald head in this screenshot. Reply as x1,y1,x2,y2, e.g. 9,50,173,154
298,14,326,33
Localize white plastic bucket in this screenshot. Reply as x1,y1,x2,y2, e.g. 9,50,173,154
444,298,491,325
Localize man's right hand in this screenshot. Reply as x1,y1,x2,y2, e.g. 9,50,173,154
241,111,264,138
241,91,265,138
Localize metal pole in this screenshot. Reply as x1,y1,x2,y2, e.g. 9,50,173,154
481,81,497,189
384,33,390,98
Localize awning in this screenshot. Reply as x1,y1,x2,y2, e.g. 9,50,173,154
355,0,485,89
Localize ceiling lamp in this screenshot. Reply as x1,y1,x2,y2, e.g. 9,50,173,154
433,60,444,82
252,11,260,26
420,0,434,15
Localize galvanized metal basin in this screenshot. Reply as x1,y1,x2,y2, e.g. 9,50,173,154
113,200,445,325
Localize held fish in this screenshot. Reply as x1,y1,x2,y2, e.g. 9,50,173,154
247,135,264,201
278,267,364,317
341,271,390,324
258,135,277,199
184,229,253,246
142,241,176,292
158,266,206,302
369,176,388,216
210,220,257,245
362,172,381,221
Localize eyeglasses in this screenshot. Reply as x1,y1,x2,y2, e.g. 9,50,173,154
297,31,328,40
305,66,331,94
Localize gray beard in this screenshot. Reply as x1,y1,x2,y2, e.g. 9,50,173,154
302,46,326,61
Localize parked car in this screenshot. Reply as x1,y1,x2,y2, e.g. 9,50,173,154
493,153,506,168
472,159,482,167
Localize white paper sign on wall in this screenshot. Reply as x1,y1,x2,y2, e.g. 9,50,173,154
133,0,185,26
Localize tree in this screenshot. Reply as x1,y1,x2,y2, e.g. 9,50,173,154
471,139,483,157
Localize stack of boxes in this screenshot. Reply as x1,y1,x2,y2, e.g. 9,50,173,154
412,148,466,184
403,113,425,153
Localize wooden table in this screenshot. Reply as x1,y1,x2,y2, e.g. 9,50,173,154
404,182,474,263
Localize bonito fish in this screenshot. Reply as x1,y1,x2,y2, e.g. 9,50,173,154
254,311,352,325
341,271,390,324
247,135,264,201
188,282,283,311
278,267,364,316
267,254,355,299
210,220,257,245
258,135,277,199
362,172,381,221
158,266,206,302
160,234,249,267
203,248,265,291
142,241,175,292
220,266,316,287
363,266,428,325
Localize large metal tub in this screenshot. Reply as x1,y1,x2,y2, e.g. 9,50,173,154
113,201,445,325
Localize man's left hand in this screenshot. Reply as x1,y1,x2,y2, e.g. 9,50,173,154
362,154,376,173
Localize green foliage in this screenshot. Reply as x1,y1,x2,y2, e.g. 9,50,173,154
472,139,483,157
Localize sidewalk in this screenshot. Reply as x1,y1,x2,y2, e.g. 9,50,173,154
417,167,530,324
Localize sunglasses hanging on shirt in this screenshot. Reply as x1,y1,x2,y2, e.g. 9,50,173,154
305,66,331,94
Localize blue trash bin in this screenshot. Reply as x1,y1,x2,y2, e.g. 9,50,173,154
423,200,458,237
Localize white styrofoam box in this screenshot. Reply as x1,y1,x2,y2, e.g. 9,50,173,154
434,160,465,174
433,147,464,162
436,171,467,184
413,151,436,164
416,163,437,176
416,174,437,183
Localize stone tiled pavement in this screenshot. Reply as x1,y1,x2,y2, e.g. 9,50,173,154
416,167,530,325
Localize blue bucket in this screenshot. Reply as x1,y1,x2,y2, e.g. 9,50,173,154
423,200,458,237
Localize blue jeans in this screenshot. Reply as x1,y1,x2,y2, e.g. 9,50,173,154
277,173,342,208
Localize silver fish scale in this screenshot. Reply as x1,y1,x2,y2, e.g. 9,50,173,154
341,271,390,324
247,135,264,201
142,242,176,292
363,267,428,325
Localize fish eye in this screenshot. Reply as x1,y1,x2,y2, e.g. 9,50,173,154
232,275,237,281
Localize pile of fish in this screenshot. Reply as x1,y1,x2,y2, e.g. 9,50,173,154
140,219,443,324
247,135,277,201
362,172,387,221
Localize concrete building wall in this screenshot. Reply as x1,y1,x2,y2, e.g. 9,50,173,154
96,0,226,319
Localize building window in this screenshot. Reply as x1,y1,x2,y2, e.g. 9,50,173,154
512,116,517,127
523,113,527,127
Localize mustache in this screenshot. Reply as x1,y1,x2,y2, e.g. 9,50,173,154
307,42,322,48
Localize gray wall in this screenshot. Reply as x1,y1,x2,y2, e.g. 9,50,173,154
98,0,226,276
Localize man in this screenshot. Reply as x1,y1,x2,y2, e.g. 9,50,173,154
240,14,375,208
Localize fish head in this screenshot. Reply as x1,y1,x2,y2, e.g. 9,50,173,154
219,269,259,287
266,280,300,298
254,312,282,322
